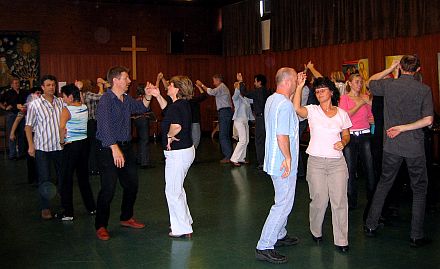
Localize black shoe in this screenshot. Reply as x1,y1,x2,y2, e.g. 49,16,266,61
364,226,377,237
410,237,432,248
255,249,287,264
335,245,349,253
312,234,323,244
275,235,299,247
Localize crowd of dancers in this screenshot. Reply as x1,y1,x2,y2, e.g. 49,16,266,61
0,54,434,264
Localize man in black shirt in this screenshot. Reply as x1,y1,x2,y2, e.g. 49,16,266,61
237,73,269,170
190,85,208,149
0,78,27,159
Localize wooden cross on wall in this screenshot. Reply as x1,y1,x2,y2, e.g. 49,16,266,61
121,35,147,80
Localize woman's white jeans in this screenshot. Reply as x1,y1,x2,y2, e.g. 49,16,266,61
230,119,249,163
164,146,195,235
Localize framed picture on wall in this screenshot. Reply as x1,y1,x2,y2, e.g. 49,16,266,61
342,58,369,93
0,31,40,91
385,55,404,78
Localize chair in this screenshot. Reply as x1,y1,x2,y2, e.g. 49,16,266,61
211,120,219,139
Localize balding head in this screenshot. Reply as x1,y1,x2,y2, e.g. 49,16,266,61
275,67,297,95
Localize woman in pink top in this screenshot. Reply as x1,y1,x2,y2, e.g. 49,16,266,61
339,74,375,220
294,76,352,253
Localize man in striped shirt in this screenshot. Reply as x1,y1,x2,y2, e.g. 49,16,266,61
25,75,64,220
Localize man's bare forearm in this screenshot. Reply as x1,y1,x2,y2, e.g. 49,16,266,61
277,135,291,161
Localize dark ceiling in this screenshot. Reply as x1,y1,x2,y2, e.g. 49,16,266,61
80,0,244,8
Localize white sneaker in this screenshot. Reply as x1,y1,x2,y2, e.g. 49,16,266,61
55,213,74,221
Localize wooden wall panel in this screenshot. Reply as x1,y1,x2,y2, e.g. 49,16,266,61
225,33,440,114
40,53,225,132
0,0,222,55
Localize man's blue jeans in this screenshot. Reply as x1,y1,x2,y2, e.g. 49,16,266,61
35,150,63,210
218,108,233,160
257,173,297,250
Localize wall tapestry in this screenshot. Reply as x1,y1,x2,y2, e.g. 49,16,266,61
0,31,39,90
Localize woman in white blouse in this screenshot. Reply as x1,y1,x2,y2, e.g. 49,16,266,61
293,75,352,253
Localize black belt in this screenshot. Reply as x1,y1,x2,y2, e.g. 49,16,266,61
256,113,263,117
218,107,231,112
117,141,131,146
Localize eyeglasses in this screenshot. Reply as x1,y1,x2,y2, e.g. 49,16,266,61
315,88,329,94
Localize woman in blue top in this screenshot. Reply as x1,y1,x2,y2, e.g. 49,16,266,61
56,84,96,221
230,79,254,167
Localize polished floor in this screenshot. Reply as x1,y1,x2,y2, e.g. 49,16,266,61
0,137,439,269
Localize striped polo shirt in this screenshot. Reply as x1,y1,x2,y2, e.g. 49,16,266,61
25,95,64,152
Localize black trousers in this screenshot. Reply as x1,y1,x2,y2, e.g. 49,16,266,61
343,133,376,209
95,141,139,229
133,117,151,166
254,115,266,166
60,139,96,216
366,151,428,239
87,119,98,173
297,120,308,176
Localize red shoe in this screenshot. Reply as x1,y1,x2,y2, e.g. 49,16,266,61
41,209,53,220
120,218,145,229
96,227,110,241
219,159,230,164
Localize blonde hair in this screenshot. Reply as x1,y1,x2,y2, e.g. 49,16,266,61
345,74,362,93
169,75,193,100
330,71,345,83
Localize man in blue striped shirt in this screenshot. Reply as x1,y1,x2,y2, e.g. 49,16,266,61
94,66,152,241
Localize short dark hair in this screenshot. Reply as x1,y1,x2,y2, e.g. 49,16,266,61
107,66,129,87
254,74,267,87
212,74,223,82
61,83,81,102
400,55,420,73
313,77,340,106
40,75,57,86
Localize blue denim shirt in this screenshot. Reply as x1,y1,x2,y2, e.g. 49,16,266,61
263,93,299,176
96,90,149,147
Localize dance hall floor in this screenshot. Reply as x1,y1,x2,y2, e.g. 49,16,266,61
0,137,438,268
